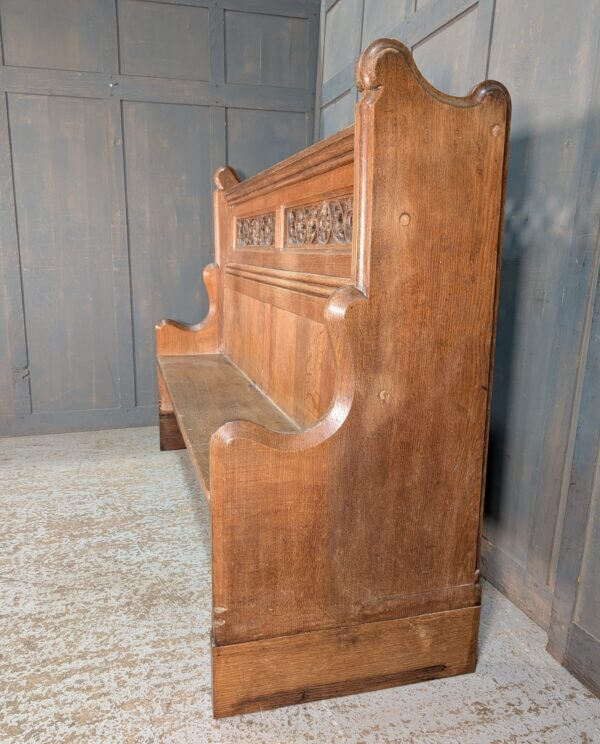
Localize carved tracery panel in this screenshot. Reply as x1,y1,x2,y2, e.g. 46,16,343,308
286,196,353,248
235,212,275,248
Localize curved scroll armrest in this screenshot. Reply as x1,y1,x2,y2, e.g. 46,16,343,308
155,262,220,355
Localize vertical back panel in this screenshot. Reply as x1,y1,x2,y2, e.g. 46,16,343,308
219,146,354,428
223,288,335,428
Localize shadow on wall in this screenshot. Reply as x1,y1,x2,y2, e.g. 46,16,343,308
486,131,530,530
484,120,600,559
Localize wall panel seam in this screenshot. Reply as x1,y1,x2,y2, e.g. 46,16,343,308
389,0,479,49
115,0,122,76
3,92,32,415
117,99,138,408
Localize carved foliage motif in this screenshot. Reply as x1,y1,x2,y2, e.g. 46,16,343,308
236,212,275,248
286,197,353,247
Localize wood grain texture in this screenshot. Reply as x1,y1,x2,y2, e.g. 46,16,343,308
225,264,352,295
155,263,221,356
222,288,336,425
217,146,354,426
212,606,480,717
223,273,329,324
318,0,600,657
157,354,298,493
157,361,185,451
226,126,353,204
225,250,352,277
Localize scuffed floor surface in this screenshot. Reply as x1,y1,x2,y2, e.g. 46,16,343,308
0,427,598,743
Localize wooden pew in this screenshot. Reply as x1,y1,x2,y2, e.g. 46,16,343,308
155,38,510,718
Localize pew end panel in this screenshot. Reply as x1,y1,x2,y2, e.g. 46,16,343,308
155,167,240,450
155,38,510,717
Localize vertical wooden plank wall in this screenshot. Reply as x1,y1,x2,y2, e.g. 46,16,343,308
0,0,320,435
548,251,600,695
482,0,599,631
546,48,600,695
314,0,600,690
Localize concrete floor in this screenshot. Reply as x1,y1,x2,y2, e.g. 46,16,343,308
0,427,598,743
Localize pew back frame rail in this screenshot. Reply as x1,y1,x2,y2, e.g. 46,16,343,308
155,39,510,718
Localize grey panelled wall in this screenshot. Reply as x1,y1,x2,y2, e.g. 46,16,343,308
316,0,497,137
548,252,600,696
0,0,320,435
315,0,600,692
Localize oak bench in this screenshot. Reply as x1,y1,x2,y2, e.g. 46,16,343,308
155,39,510,718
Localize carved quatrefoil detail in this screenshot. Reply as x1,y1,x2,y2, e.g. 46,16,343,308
236,212,275,248
286,197,353,247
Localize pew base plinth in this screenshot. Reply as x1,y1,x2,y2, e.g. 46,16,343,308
211,606,480,718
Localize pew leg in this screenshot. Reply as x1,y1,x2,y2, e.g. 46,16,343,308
159,411,186,451
157,364,186,451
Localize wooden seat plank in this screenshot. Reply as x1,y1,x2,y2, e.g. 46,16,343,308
157,354,298,495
